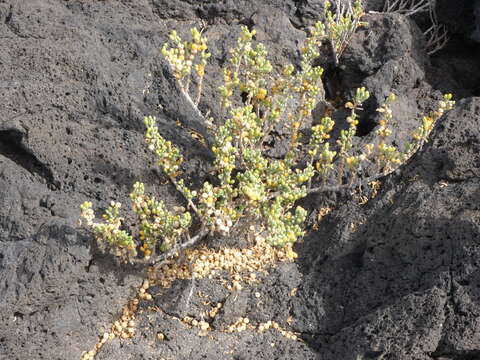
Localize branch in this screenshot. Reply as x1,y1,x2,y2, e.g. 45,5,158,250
168,174,202,218
130,226,210,266
424,5,449,55
162,61,214,147
383,0,431,16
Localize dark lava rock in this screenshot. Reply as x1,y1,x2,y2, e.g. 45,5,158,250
1,1,480,360
294,96,480,360
325,12,437,161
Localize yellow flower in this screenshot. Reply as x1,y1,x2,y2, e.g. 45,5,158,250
422,116,433,131
346,156,355,166
195,64,205,76
255,88,267,100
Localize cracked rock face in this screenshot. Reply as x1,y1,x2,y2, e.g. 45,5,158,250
0,1,479,360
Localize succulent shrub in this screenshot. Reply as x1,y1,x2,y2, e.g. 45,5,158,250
324,0,368,66
80,2,454,264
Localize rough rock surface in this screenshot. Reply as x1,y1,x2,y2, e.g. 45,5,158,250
0,1,479,360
